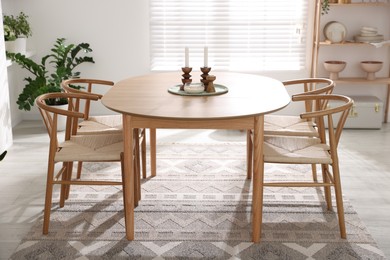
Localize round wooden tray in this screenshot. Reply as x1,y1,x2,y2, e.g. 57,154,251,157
168,84,228,96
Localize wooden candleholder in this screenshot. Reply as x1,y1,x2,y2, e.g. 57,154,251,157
200,67,211,91
181,67,192,90
205,75,216,93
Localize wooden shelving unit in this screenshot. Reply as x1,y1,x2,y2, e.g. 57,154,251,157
311,0,390,123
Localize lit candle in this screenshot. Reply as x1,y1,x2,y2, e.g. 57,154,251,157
204,47,208,67
185,47,189,67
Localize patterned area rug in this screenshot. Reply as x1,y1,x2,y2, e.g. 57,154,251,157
11,143,386,259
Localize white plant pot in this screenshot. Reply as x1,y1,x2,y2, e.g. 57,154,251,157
53,103,69,132
37,103,68,132
14,37,27,54
4,38,27,54
5,40,17,53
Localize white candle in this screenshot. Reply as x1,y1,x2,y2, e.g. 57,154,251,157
204,47,208,67
185,47,189,67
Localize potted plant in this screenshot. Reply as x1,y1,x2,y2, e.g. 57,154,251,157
7,38,95,111
3,12,32,54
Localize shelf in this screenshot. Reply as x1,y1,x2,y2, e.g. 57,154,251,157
333,77,390,84
319,41,390,47
6,50,36,67
330,3,390,6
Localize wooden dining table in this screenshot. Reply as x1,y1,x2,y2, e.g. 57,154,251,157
101,71,290,242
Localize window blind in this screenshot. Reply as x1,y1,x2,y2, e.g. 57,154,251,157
150,0,308,71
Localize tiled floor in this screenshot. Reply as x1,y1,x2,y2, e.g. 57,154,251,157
0,120,389,259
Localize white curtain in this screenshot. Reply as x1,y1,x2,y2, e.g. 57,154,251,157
150,0,309,71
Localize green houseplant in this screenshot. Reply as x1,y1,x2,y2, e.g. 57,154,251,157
3,12,32,53
3,12,32,38
7,38,95,111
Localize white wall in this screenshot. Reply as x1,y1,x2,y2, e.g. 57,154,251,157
0,1,13,153
2,0,390,124
3,0,151,123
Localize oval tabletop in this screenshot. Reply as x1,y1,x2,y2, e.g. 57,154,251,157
102,71,290,120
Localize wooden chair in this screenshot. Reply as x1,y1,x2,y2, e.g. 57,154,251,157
247,78,335,180
61,79,148,182
248,94,353,240
36,92,140,234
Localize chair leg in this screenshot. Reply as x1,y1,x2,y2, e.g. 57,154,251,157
246,130,253,180
150,128,157,177
59,163,68,208
64,162,74,200
77,161,83,179
141,129,147,179
120,152,127,214
134,159,140,206
321,164,332,211
133,129,141,206
332,161,347,239
311,164,318,182
43,160,55,235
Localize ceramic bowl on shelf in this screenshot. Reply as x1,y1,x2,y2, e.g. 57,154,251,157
360,61,383,80
323,60,347,80
183,83,205,94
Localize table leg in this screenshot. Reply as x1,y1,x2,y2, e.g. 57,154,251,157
150,128,157,177
252,115,264,243
123,115,135,240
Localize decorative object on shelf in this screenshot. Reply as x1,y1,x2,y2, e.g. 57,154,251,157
168,83,228,96
6,38,95,111
200,66,211,90
181,67,192,90
3,12,32,54
324,21,347,43
323,60,347,79
354,26,384,43
205,75,216,93
183,83,204,94
360,61,383,80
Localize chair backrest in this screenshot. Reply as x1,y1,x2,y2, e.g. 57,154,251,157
282,78,334,114
61,79,115,135
293,94,353,148
61,78,115,119
35,92,99,147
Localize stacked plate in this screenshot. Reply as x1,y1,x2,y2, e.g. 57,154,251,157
354,26,384,43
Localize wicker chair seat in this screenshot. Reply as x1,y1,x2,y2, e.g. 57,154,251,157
55,134,123,162
264,115,318,137
263,135,331,164
78,114,123,134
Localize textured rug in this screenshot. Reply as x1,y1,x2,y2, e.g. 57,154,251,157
11,143,387,259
